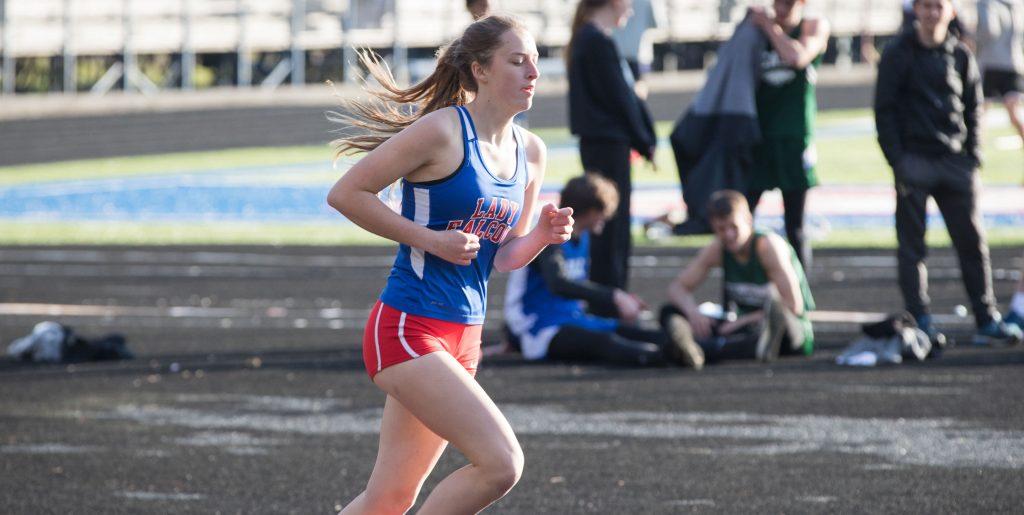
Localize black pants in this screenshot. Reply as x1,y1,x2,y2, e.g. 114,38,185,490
579,138,633,304
546,324,667,366
658,301,804,363
746,188,811,269
893,153,997,327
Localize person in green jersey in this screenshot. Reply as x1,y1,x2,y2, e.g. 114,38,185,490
659,190,815,363
745,0,830,268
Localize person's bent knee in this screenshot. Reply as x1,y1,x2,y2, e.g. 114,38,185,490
478,443,525,497
361,485,419,514
659,304,684,326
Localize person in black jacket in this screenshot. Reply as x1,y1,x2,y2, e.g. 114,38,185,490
875,0,1022,346
567,0,657,307
503,174,703,369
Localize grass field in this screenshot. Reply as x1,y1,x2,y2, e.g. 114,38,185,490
2,108,1021,247
3,109,1023,187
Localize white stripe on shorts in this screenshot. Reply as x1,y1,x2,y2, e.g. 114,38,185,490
373,303,384,372
397,312,421,359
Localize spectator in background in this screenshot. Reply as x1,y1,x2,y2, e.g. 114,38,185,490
504,174,704,369
745,0,830,269
611,0,664,98
660,190,815,364
903,0,971,43
875,0,1023,347
567,0,657,311
656,11,767,237
976,0,1024,178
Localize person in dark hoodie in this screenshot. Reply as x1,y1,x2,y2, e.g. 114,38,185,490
745,0,830,270
567,0,657,310
875,0,1023,346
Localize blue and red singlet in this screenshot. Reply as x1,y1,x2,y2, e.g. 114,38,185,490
379,105,529,324
362,105,529,379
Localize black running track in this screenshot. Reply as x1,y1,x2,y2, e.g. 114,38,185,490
0,80,874,167
1,245,1022,513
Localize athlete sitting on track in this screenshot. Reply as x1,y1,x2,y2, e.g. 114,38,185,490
504,173,705,369
660,189,815,364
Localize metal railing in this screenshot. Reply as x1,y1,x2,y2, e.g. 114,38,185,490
0,0,910,95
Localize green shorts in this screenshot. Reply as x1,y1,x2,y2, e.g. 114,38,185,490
747,136,819,192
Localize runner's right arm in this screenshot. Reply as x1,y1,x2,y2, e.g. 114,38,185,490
327,110,481,266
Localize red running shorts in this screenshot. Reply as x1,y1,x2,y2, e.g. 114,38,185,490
362,300,482,380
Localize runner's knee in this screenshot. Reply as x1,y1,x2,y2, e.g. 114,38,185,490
477,442,524,496
361,484,419,514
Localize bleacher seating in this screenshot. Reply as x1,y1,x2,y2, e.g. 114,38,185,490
1,0,916,59
3,0,970,93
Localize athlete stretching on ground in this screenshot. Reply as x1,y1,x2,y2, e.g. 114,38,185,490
504,173,704,369
327,15,573,514
660,190,815,364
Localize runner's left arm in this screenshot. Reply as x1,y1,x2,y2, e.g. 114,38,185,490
494,131,574,272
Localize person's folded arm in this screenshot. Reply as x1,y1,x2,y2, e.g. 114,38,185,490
762,17,830,69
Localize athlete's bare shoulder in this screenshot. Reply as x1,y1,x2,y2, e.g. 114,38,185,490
407,106,463,147
802,16,830,37
387,106,463,168
699,237,724,268
375,106,465,182
519,128,547,163
755,231,791,268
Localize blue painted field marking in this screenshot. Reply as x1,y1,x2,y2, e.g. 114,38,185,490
1,162,1020,229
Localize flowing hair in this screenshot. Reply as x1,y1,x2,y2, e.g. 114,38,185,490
329,14,525,158
565,0,611,69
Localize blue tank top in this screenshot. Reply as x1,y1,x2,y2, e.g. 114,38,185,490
379,105,529,324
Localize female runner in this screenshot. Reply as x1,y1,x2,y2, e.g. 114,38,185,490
327,15,573,514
